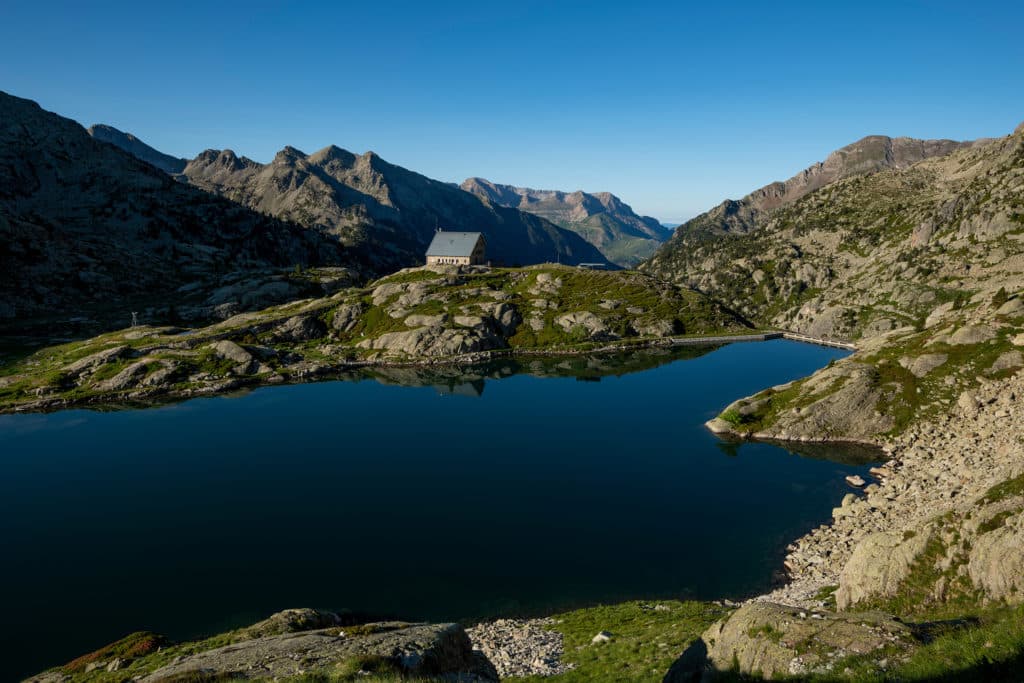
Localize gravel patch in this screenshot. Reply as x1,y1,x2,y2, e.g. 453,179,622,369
467,618,574,678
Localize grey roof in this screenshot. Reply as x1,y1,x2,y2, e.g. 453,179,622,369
425,231,484,257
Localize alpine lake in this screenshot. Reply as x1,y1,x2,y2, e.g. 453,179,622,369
0,338,881,677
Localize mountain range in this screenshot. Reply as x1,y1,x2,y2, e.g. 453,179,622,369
178,145,610,273
0,91,345,324
641,125,1024,342
460,178,673,266
0,91,621,327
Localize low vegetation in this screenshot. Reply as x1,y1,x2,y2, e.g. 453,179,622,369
0,264,751,414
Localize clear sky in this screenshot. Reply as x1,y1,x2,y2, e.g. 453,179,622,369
2,1,1022,223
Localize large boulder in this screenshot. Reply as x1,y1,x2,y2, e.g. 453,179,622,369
63,345,134,379
948,324,996,345
269,314,327,342
140,621,496,682
684,602,913,680
555,311,617,341
967,511,1024,603
357,325,505,358
479,301,521,336
331,303,365,333
836,529,931,610
898,353,947,378
94,359,154,391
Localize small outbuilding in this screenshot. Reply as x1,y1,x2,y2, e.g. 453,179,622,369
425,231,487,266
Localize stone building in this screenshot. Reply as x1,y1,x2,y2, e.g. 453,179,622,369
425,231,486,266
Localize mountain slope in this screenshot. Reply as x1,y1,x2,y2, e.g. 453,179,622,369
87,123,188,175
643,135,975,282
461,177,672,266
0,92,346,323
643,128,1023,339
179,147,612,273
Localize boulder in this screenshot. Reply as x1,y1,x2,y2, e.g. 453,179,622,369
836,529,931,610
454,315,491,332
948,324,996,345
240,608,344,638
967,511,1024,603
270,314,327,342
63,345,133,378
210,340,254,365
140,360,182,387
95,360,153,391
478,302,521,336
331,303,365,333
405,313,448,328
633,318,676,337
898,353,947,378
357,326,505,358
996,297,1024,316
140,621,496,682
695,602,912,679
989,350,1024,374
555,311,617,341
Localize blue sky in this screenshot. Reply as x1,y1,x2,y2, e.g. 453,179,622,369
2,1,1022,222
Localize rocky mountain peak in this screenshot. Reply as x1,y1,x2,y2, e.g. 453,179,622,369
274,146,306,164
459,178,672,267
308,144,356,166
644,133,974,245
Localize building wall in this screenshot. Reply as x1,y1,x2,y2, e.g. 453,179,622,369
427,255,471,265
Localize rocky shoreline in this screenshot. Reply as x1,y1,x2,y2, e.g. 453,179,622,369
752,371,1023,611
3,333,740,415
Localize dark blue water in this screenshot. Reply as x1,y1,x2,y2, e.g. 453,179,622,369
0,340,877,677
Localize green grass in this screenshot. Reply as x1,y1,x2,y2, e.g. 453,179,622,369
516,601,730,683
981,473,1024,505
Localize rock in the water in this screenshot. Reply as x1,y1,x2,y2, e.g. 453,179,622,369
845,475,867,487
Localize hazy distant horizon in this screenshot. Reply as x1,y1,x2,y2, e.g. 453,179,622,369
4,1,1021,221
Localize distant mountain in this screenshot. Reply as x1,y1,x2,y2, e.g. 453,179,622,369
0,92,346,323
87,123,188,175
656,135,976,246
181,146,611,272
460,178,672,267
639,127,1023,341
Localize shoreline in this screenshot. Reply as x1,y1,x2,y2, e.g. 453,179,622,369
1,330,847,415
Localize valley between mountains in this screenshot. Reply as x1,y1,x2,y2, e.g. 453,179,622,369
7,88,1024,681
